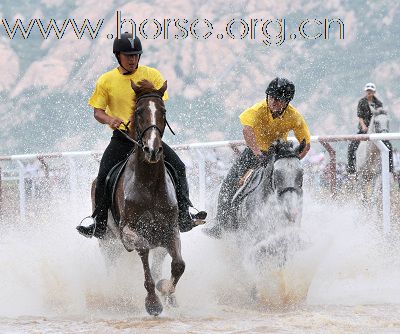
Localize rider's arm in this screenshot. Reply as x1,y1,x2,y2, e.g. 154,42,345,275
243,126,262,157
292,113,311,160
358,117,368,133
93,108,123,129
357,99,369,133
298,143,310,160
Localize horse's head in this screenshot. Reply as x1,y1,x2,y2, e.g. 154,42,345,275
270,139,305,223
370,108,389,134
130,80,168,163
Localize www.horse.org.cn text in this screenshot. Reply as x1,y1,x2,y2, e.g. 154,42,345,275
0,10,344,47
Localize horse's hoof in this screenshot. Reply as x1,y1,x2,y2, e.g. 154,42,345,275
145,294,163,316
156,279,172,295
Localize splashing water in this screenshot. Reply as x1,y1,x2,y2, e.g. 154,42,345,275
1,188,400,332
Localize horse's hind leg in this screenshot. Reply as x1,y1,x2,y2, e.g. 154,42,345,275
156,233,185,307
138,249,163,316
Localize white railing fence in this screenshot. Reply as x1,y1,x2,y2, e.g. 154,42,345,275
1,133,400,232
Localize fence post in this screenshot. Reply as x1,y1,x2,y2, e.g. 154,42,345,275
15,160,26,222
375,140,391,234
196,149,206,209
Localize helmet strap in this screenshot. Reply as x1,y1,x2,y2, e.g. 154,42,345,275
266,95,289,118
115,53,133,75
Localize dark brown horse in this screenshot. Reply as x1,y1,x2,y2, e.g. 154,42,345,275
98,80,184,316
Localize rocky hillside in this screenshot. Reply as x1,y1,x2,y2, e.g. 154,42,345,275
1,0,399,155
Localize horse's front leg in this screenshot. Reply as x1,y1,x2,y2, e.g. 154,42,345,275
120,220,163,315
156,230,185,307
138,248,163,316
120,217,150,252
151,247,168,283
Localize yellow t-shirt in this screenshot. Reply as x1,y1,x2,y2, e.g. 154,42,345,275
88,65,169,129
239,100,310,151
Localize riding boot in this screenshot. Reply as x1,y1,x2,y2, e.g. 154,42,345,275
178,204,195,233
176,171,193,208
178,204,207,232
203,171,239,239
176,174,207,232
203,189,233,239
76,207,108,239
203,148,257,239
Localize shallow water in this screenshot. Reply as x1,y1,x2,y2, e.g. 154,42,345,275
2,304,400,334
1,191,400,333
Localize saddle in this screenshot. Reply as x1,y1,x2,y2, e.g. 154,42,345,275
105,158,128,223
99,157,177,224
231,167,266,207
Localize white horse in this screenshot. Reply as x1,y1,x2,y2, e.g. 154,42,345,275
231,141,310,306
356,108,390,204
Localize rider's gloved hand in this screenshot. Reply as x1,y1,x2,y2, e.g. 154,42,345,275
108,117,123,130
257,152,270,166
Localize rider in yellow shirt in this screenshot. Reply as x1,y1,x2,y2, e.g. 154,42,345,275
77,32,206,238
204,77,310,238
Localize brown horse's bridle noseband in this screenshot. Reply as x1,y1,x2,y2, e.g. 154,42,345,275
117,93,175,148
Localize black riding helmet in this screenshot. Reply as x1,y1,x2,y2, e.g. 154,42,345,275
265,77,295,103
113,32,143,74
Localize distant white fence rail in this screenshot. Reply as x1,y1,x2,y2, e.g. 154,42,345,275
1,133,400,232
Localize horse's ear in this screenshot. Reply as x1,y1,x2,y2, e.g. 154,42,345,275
131,80,139,93
158,80,167,97
295,139,306,156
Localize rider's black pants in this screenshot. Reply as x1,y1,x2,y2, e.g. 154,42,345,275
347,131,393,174
95,130,190,224
216,147,259,230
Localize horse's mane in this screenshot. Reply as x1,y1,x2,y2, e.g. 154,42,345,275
258,140,297,169
273,140,298,160
133,80,162,100
372,107,387,116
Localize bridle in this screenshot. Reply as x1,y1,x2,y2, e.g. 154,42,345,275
370,111,389,134
272,152,303,197
117,93,175,147
134,93,166,147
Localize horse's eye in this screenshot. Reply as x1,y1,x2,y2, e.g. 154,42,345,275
134,108,142,118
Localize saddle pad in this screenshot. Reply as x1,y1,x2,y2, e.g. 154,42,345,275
231,168,265,206
107,159,129,223
239,169,254,187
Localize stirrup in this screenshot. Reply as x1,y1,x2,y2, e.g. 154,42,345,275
76,223,107,239
76,216,106,239
191,211,207,221
190,211,207,227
